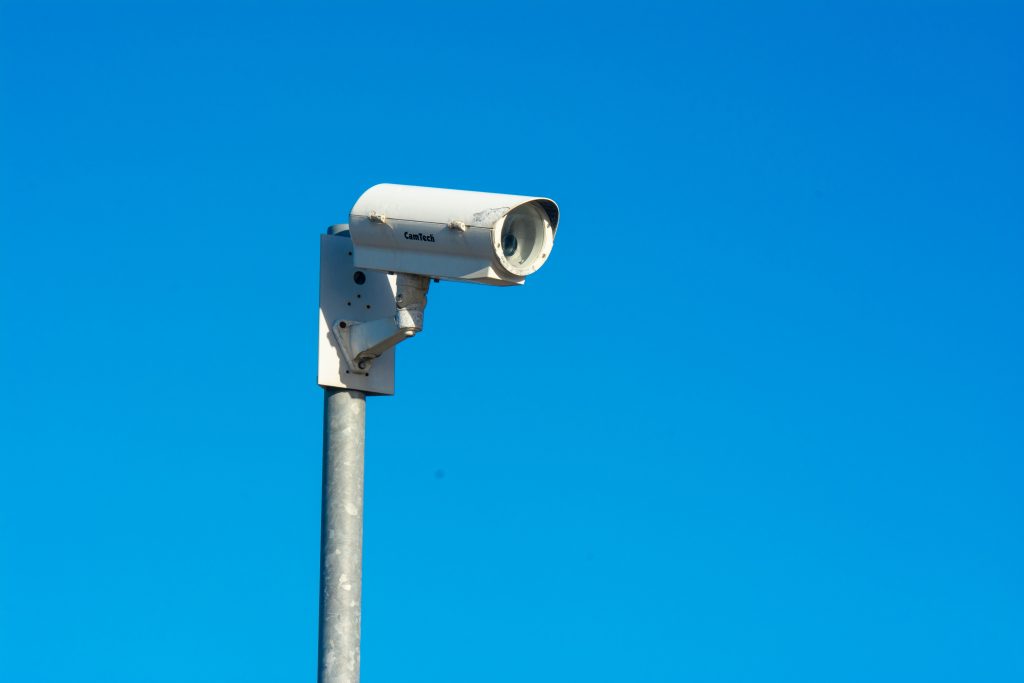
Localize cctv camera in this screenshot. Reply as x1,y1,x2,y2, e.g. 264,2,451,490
348,184,559,286
320,183,560,394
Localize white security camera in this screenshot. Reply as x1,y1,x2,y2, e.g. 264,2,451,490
319,183,560,394
349,184,559,286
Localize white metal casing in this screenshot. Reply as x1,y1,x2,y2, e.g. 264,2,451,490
349,184,559,286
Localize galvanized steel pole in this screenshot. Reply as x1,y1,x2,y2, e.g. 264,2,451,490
318,388,366,683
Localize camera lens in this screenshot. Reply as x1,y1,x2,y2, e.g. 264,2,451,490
502,232,518,257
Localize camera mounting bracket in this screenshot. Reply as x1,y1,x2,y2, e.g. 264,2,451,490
331,273,429,376
318,228,430,395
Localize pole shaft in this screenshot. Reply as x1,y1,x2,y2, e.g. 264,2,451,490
318,388,366,683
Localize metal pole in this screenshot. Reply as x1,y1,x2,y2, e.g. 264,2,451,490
318,388,366,683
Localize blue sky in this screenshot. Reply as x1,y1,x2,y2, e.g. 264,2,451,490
1,1,1022,681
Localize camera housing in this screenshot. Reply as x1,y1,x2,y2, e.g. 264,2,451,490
348,184,559,286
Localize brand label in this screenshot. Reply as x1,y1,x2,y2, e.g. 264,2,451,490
404,231,435,243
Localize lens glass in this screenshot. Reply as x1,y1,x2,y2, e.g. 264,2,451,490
502,232,518,257
498,203,548,272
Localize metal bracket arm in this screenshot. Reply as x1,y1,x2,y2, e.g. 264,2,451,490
331,274,430,374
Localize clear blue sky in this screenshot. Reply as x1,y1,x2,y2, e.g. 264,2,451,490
1,1,1022,681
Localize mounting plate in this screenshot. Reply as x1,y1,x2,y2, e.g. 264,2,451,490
318,230,396,395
